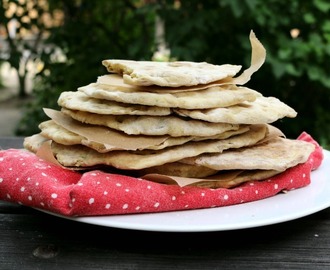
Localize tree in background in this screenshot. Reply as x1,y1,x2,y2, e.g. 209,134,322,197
9,0,330,149
0,0,59,97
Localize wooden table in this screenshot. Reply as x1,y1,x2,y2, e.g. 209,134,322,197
1,137,330,270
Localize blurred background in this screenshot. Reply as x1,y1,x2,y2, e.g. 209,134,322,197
0,0,330,149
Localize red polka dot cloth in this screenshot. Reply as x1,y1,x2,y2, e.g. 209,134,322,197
0,132,324,217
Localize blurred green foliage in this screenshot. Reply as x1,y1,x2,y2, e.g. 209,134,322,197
0,0,49,98
2,0,329,148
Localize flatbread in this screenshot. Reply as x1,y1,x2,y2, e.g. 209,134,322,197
39,118,250,152
175,96,297,124
102,59,242,87
78,83,261,109
183,137,315,171
61,108,241,137
24,133,49,153
49,124,268,170
96,74,224,93
58,91,170,116
39,120,82,145
39,120,122,153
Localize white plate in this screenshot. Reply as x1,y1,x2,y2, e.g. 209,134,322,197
42,150,330,232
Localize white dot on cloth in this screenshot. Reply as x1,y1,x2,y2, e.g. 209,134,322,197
172,196,176,201
0,178,3,183
41,172,47,177
255,190,259,194
105,204,111,209
116,183,122,187
274,184,279,190
303,173,306,178
154,202,160,208
147,185,151,189
201,192,205,197
224,194,229,200
89,198,95,205
123,204,128,209
20,187,25,192
28,196,32,201
51,193,58,199
135,206,141,211
104,191,108,195
6,194,11,199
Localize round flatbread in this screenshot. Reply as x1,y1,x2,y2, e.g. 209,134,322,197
78,83,261,109
183,137,315,172
175,96,297,124
58,91,170,116
61,108,241,137
102,59,242,87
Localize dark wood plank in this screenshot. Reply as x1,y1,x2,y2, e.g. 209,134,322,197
1,206,330,270
0,136,24,150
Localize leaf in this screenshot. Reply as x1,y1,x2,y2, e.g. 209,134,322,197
313,0,330,12
321,20,330,32
278,48,292,60
270,59,287,78
286,63,302,76
303,13,316,24
307,66,321,81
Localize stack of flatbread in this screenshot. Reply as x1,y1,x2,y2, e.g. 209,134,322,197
24,31,315,189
